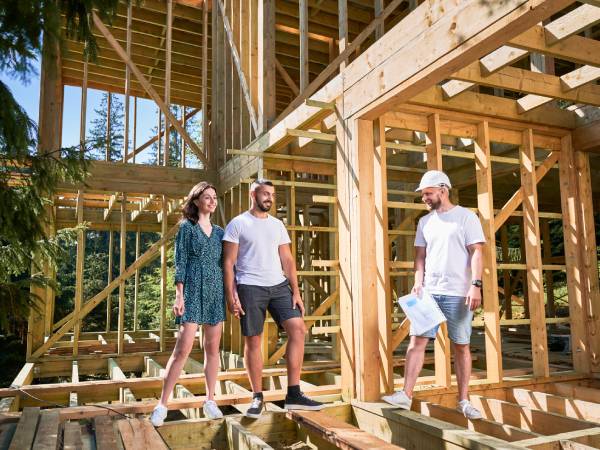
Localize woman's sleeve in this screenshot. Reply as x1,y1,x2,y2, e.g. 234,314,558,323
174,222,190,284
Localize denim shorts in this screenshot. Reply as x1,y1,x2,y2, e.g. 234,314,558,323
236,280,302,337
409,294,473,344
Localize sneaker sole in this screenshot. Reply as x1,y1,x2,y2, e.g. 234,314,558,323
381,396,411,410
284,404,325,411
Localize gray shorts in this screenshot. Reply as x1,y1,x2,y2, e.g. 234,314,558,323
237,280,302,337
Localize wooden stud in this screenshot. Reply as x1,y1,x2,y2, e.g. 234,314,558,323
133,230,140,332
299,0,309,92
106,230,114,332
338,0,348,71
425,112,451,388
575,150,600,372
201,0,209,165
69,360,79,407
117,194,127,355
520,128,549,377
160,196,169,353
73,190,85,358
541,220,555,318
123,2,132,163
257,0,276,132
474,121,502,383
559,134,590,373
336,108,355,401
501,226,512,320
106,92,111,161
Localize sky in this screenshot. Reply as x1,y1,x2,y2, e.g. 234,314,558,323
1,57,178,165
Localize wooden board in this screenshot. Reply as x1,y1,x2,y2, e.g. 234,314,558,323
117,418,168,450
287,410,401,450
8,407,39,450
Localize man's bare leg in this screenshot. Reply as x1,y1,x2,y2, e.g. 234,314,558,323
282,317,306,386
453,342,472,401
244,335,263,393
402,336,429,397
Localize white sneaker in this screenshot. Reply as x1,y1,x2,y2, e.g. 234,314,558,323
458,400,483,420
150,404,168,427
203,400,223,419
381,390,412,410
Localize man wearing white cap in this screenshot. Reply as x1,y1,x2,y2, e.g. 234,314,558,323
382,170,485,420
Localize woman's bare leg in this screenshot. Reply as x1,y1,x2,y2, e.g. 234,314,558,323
203,323,223,401
158,322,199,406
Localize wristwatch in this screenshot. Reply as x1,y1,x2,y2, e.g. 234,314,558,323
471,279,483,288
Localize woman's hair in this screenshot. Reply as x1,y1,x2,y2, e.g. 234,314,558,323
181,181,217,224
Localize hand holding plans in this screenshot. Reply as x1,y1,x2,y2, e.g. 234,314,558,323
397,291,446,336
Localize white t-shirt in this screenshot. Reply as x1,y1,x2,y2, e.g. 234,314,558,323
223,211,291,286
414,206,485,297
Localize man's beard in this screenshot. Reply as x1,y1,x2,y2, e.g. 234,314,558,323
426,198,442,210
257,200,272,212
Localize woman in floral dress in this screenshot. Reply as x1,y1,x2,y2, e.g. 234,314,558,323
151,181,226,426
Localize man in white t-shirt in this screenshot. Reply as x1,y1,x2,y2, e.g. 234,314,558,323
223,179,324,418
382,170,485,420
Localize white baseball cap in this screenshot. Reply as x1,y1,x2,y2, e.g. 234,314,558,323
415,170,452,192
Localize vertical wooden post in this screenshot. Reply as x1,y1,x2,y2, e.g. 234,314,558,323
106,93,111,161
336,109,356,401
160,196,169,352
231,187,241,355
80,56,88,152
290,171,297,260
559,135,589,373
123,3,132,163
501,226,512,320
224,1,233,164
157,110,162,165
133,229,140,332
231,0,241,160
338,0,348,71
302,205,312,319
426,113,443,170
541,220,555,318
257,0,276,131
132,97,137,164
339,118,393,401
299,0,309,92
374,0,384,39
106,230,114,332
159,0,172,353
574,150,600,372
474,121,502,383
373,118,393,395
202,0,209,165
520,129,549,377
426,112,451,388
73,191,85,358
163,0,172,167
249,0,259,135
211,1,219,165
240,0,250,147
117,194,127,355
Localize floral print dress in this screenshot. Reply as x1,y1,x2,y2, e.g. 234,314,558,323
174,219,226,325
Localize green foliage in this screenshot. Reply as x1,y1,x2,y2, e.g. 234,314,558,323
150,105,203,168
88,92,125,161
0,0,128,333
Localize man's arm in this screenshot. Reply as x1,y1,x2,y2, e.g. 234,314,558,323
279,243,304,315
413,246,426,296
223,241,244,318
466,243,483,311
